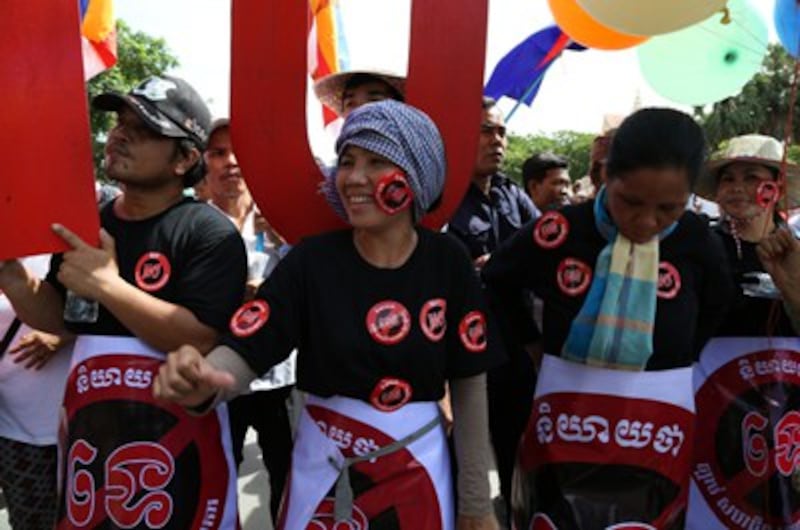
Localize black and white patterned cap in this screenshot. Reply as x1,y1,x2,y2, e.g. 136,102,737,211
336,100,446,220
93,75,211,149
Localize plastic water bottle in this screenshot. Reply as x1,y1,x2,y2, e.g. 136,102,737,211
63,290,99,323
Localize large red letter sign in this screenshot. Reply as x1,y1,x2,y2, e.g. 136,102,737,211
1,3,99,260
231,1,488,243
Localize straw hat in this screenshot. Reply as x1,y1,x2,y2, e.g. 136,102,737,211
313,70,406,117
697,134,800,209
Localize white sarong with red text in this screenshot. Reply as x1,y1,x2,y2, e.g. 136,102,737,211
277,394,453,530
513,354,694,530
57,336,238,529
689,337,800,530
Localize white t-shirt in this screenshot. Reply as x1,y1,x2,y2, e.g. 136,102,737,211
0,255,72,445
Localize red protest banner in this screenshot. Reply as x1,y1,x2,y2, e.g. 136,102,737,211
231,0,488,243
1,3,99,261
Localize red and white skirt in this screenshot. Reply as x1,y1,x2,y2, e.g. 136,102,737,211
513,354,695,530
689,337,800,529
57,335,238,529
277,394,453,529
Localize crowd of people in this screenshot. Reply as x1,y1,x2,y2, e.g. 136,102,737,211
0,67,798,530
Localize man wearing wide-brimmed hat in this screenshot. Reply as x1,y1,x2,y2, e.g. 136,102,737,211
314,69,405,118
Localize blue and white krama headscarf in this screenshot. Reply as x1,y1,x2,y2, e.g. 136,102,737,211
335,100,446,221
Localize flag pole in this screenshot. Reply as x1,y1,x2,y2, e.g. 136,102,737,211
504,35,573,123
505,67,548,122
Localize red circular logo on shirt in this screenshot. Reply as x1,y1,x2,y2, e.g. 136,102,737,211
657,261,681,300
533,211,570,249
366,301,411,345
459,311,487,353
531,513,558,530
369,378,413,412
756,181,780,209
419,299,447,342
229,300,270,338
374,171,414,215
134,252,171,292
556,258,592,297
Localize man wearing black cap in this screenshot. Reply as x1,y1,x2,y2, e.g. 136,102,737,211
0,75,247,528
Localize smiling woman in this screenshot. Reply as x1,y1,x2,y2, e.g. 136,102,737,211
154,100,504,530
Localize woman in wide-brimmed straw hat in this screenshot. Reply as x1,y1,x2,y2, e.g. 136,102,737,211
698,133,800,336
697,133,800,228
314,69,406,118
688,136,800,527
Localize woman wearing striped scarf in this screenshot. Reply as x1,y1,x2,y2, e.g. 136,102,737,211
483,108,734,530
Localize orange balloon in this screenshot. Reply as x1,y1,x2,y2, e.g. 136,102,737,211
548,0,648,50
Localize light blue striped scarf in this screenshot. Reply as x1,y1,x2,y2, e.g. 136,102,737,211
561,187,676,370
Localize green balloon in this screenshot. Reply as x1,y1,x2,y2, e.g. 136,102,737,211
637,0,767,106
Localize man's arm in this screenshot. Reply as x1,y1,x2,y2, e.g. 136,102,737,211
97,281,220,353
0,260,67,334
53,224,220,353
153,344,255,409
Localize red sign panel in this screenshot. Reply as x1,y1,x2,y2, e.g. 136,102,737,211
1,3,99,260
230,0,488,243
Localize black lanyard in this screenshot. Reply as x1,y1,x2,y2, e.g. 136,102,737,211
0,318,21,359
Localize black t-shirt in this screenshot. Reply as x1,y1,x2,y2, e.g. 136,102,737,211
220,228,504,402
47,197,247,336
714,226,797,337
482,201,734,370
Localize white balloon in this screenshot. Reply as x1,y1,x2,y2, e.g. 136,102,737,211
576,0,728,36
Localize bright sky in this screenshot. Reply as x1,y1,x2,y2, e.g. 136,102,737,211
116,0,778,158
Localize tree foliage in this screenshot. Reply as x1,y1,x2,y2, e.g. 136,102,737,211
695,44,800,151
502,130,595,184
87,20,179,179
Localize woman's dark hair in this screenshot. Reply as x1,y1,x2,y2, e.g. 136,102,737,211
606,108,707,189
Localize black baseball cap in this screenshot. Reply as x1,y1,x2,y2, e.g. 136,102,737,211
93,75,211,148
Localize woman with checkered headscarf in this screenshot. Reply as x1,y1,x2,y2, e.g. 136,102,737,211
155,100,502,530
